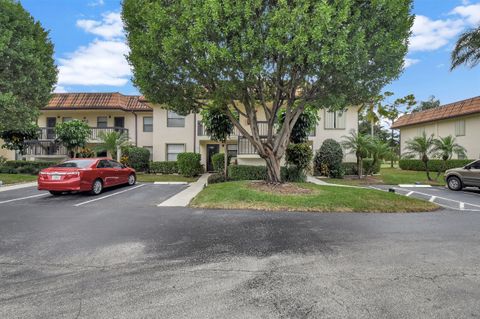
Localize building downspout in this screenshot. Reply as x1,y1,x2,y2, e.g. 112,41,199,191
193,112,197,153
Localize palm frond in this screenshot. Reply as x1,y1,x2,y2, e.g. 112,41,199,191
451,26,480,70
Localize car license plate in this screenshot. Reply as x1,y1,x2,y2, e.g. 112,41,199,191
52,175,61,180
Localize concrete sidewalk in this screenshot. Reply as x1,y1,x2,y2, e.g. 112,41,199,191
307,176,360,188
157,174,209,207
0,182,37,192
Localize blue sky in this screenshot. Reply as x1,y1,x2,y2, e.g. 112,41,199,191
20,0,480,106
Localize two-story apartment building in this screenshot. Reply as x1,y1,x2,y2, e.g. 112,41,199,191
0,92,359,169
392,96,480,160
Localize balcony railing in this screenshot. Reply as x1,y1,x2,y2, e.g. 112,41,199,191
197,121,269,137
237,136,269,155
23,140,68,156
37,127,129,141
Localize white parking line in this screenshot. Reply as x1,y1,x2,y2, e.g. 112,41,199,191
406,191,414,197
429,196,437,202
74,184,146,207
0,193,49,204
460,202,465,210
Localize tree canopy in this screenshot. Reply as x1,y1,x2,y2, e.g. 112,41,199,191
0,0,57,132
123,0,413,182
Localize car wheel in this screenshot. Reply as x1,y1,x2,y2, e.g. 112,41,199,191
90,179,103,195
447,176,462,191
127,174,136,186
49,191,62,196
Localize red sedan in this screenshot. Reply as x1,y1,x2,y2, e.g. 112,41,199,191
38,158,136,196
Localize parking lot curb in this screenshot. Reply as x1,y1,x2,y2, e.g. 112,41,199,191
157,174,210,207
0,182,37,192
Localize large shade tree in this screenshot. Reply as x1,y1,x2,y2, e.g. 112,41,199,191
123,0,413,183
0,0,57,132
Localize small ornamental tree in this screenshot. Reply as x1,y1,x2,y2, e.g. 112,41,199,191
404,132,436,181
0,124,40,155
55,120,91,158
314,139,344,178
201,106,235,177
123,0,413,183
0,0,57,132
341,130,371,178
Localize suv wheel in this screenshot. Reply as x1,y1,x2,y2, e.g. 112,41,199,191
447,176,462,191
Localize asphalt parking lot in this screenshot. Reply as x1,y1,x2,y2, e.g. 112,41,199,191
1,183,480,318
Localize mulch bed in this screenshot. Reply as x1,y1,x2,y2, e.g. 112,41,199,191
249,181,315,195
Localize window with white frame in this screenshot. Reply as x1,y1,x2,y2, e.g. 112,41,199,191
167,111,185,127
143,146,153,160
62,117,73,123
324,110,346,129
97,116,108,128
166,144,185,161
143,116,153,132
455,120,465,136
227,144,238,157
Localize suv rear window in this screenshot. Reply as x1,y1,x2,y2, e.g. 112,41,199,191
55,160,95,168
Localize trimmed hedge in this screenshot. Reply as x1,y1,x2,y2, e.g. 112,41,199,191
314,139,344,178
341,159,381,176
122,147,150,172
363,159,381,175
212,153,230,172
207,173,226,184
227,165,306,182
149,161,178,174
399,159,473,172
1,160,58,175
177,152,203,177
342,162,357,176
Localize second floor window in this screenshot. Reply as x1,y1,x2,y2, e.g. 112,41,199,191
167,111,185,127
62,117,73,123
143,116,153,132
97,116,108,128
455,120,466,136
324,110,346,129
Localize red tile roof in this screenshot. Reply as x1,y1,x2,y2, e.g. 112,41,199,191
43,93,152,112
392,96,480,129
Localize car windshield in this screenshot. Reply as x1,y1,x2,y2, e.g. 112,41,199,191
54,160,95,168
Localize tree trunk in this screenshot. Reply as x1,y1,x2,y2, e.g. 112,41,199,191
423,160,432,181
390,128,394,168
263,153,282,184
357,156,362,179
224,144,228,179
371,118,375,137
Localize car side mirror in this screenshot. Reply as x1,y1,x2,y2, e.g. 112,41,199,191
465,166,471,170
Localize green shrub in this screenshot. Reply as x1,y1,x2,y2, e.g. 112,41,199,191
363,158,381,175
16,165,40,175
207,172,226,184
314,139,344,178
228,165,306,182
5,160,57,170
149,161,178,174
177,152,203,177
0,166,17,174
342,162,357,175
212,153,229,172
77,147,95,158
399,159,473,172
122,147,150,171
281,165,306,182
285,143,313,170
228,165,267,180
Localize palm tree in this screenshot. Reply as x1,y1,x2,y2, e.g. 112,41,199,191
95,131,129,159
366,138,391,175
451,26,480,70
433,135,467,177
358,92,394,137
341,130,371,178
403,132,436,181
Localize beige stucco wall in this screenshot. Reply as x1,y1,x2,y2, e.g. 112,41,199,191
399,114,480,160
0,142,15,160
38,110,153,149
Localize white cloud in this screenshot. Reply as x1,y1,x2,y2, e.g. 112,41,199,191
450,3,480,26
88,0,105,7
57,12,131,87
409,15,465,52
58,40,130,86
53,85,67,93
404,58,420,68
77,12,124,39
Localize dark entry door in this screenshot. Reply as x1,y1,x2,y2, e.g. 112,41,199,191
206,144,220,172
46,117,56,139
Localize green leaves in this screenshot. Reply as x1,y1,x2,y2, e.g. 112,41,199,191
0,0,57,131
200,105,235,142
54,120,91,155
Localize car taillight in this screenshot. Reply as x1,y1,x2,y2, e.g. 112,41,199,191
66,171,80,177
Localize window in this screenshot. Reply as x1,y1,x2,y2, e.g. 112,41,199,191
471,160,480,169
96,160,112,168
54,160,95,168
62,117,73,123
455,120,466,136
227,144,238,158
143,146,153,161
97,116,108,128
143,116,153,132
324,110,346,129
457,152,467,160
167,111,185,127
197,121,205,136
108,160,124,168
166,144,185,161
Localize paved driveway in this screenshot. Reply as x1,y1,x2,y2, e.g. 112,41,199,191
1,184,480,318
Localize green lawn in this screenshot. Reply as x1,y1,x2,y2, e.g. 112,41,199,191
136,173,198,183
0,173,38,185
190,181,438,213
325,168,445,186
